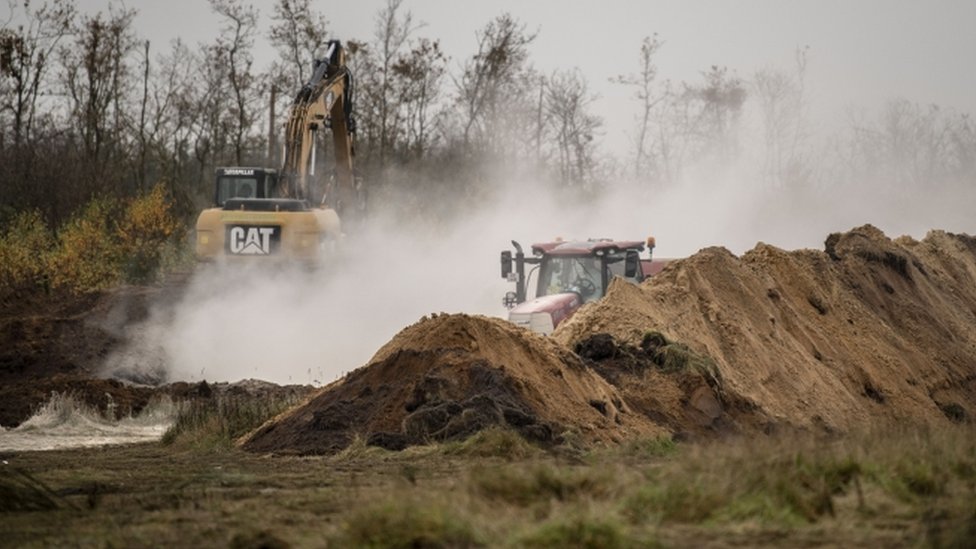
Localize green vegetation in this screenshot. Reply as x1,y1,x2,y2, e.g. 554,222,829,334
4,426,975,547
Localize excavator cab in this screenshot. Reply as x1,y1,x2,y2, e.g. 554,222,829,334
213,168,279,206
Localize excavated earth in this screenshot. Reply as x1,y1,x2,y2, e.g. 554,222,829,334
244,224,976,455
4,225,975,454
0,275,312,428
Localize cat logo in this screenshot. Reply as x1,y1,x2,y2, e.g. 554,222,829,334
226,225,280,255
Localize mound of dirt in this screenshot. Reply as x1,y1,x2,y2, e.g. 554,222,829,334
241,314,665,455
573,332,769,440
555,225,976,433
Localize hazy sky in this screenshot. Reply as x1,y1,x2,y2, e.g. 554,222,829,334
67,0,975,153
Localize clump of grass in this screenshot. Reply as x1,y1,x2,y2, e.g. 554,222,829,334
624,476,727,524
618,436,678,460
330,435,395,463
443,426,542,460
519,514,646,549
469,464,616,508
624,438,865,527
640,331,721,385
330,499,482,548
161,392,300,449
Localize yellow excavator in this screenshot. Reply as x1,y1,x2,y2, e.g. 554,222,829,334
195,40,362,262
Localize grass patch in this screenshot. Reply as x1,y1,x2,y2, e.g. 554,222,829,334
161,392,301,450
617,436,678,460
7,423,976,547
469,463,616,508
442,426,542,460
331,498,482,548
519,514,650,549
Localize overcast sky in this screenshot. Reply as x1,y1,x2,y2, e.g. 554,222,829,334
65,0,975,153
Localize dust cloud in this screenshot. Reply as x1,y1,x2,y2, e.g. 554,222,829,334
103,146,975,387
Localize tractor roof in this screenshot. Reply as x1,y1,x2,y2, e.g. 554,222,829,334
531,239,647,256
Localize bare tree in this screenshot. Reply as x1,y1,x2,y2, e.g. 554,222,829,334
61,5,137,192
844,99,976,189
372,0,419,163
268,0,328,90
545,69,602,188
0,0,75,148
209,0,261,166
613,34,664,181
391,37,447,159
456,13,537,156
752,46,810,187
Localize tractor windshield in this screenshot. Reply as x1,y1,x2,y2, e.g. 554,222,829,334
537,255,604,303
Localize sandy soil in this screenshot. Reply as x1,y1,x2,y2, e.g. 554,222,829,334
3,224,974,455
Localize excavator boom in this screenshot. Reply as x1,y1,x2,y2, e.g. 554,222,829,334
194,40,361,262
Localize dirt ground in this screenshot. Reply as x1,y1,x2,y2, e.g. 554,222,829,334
0,274,312,429
2,224,974,452
245,225,976,455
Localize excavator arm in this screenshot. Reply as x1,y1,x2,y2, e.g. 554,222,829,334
279,40,362,227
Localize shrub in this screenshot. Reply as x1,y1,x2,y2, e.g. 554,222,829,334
47,198,123,290
3,185,188,293
0,209,55,290
116,183,184,282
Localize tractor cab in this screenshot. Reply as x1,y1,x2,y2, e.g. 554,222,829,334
500,238,656,334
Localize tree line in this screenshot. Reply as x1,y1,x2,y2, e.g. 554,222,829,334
2,0,973,230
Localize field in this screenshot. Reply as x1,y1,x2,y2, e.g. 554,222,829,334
3,423,975,548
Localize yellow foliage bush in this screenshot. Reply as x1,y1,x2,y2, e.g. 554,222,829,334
0,210,56,290
47,198,124,290
116,184,184,282
2,184,187,293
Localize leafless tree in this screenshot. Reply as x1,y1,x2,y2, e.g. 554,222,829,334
613,34,664,181
544,69,602,188
209,0,262,166
0,0,75,148
61,5,137,192
371,0,419,163
391,38,447,159
268,0,328,90
752,46,810,187
456,13,537,157
844,99,976,189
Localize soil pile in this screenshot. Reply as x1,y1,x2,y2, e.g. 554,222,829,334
241,314,665,455
555,225,976,433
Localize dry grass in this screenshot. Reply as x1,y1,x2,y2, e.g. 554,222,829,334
4,424,974,547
